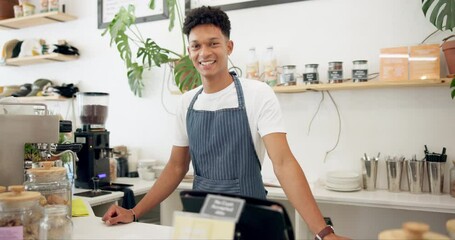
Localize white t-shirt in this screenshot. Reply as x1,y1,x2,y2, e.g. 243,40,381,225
174,78,286,165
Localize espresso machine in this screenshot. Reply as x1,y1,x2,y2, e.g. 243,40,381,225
74,92,111,190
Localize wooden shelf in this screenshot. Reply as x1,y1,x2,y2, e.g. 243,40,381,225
272,78,452,93
0,11,76,30
16,95,71,102
5,53,79,66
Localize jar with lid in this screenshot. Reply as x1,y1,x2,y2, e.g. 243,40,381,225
450,160,455,198
246,47,259,80
328,61,343,83
303,64,319,84
24,161,72,218
39,205,73,240
0,185,43,240
277,65,297,86
352,60,368,82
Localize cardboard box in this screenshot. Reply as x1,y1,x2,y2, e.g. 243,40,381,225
409,44,440,80
380,47,409,81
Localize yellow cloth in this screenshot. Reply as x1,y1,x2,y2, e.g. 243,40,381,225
72,198,89,217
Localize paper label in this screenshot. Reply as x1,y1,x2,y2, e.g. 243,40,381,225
200,194,245,222
0,226,24,240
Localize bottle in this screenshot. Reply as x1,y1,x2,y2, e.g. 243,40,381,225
262,46,277,86
39,205,73,240
245,47,259,80
450,160,455,198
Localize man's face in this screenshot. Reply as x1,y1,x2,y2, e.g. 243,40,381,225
187,24,233,80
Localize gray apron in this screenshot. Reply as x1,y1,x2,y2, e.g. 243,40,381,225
186,73,267,199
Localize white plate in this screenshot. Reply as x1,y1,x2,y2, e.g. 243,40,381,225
326,171,360,180
325,186,362,192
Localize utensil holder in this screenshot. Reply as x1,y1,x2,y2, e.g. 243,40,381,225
427,161,446,195
361,158,378,191
386,159,403,192
406,160,424,194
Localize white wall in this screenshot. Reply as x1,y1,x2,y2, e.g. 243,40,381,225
1,0,454,233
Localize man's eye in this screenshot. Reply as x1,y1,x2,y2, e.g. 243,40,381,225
190,45,200,50
211,42,219,47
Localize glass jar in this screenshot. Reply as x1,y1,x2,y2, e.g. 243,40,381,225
450,160,455,198
277,65,297,86
352,60,368,82
0,185,43,240
24,162,72,218
39,205,73,240
328,61,343,83
303,64,319,84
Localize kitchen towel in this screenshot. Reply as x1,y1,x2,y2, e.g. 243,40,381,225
72,198,90,217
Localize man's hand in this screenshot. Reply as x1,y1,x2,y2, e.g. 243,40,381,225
101,204,134,225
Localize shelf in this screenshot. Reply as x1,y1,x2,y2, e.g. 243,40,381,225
272,78,452,93
5,53,79,66
15,95,71,102
0,11,77,30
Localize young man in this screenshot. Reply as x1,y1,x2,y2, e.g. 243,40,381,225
103,6,348,240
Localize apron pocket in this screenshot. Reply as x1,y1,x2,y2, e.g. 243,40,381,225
193,175,240,195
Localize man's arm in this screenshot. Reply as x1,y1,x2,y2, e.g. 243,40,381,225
102,145,191,225
263,133,347,240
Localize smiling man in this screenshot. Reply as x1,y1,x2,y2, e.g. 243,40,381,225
102,6,348,240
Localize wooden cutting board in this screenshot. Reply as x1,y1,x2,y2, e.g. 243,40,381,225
378,229,449,240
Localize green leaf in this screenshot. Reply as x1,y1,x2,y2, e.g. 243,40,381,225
451,78,455,99
422,0,455,31
174,56,201,92
127,63,144,97
149,0,155,9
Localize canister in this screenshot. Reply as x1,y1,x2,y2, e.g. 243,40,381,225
328,61,343,83
0,185,43,240
277,65,297,86
24,161,72,218
303,64,319,84
352,60,368,82
39,205,73,239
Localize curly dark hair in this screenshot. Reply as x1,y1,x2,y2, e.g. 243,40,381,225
182,6,231,39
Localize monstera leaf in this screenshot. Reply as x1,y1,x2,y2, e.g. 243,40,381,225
422,0,455,31
102,0,200,97
174,56,201,92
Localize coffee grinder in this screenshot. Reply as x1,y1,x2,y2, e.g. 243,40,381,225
74,92,111,190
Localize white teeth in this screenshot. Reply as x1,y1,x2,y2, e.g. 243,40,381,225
200,60,215,66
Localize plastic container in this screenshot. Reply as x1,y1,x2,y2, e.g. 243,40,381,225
246,47,259,80
76,92,109,129
0,185,43,240
24,161,72,218
39,205,73,240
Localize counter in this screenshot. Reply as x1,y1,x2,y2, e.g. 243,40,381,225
74,177,455,239
72,199,172,239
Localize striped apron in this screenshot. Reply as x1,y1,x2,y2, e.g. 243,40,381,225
186,73,267,199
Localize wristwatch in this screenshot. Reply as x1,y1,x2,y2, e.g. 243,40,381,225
315,225,334,240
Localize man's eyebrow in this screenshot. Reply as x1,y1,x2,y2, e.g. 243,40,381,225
189,37,222,43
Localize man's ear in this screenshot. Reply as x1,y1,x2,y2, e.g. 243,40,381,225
227,40,234,55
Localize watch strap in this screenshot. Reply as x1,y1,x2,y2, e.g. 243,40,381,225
315,225,334,240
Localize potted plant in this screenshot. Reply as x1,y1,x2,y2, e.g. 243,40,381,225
102,0,201,97
421,0,455,98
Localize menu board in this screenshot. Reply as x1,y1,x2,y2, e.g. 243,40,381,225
98,0,168,29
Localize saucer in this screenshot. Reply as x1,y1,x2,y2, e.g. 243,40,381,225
325,186,362,192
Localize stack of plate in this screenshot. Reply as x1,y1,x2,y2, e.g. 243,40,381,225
325,171,361,192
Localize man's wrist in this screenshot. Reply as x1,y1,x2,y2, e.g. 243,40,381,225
315,225,334,240
128,208,137,222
